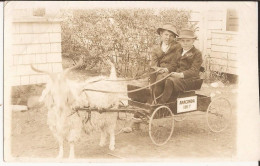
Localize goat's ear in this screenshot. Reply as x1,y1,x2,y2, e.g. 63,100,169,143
43,92,54,108
66,90,76,106
39,82,52,102
63,62,82,77
63,68,71,78
46,76,55,84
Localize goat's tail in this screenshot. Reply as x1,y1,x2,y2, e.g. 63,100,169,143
109,61,117,80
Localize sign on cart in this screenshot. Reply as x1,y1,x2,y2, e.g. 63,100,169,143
177,96,197,113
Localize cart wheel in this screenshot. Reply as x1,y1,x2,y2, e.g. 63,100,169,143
149,105,174,146
174,114,187,122
115,112,133,135
206,97,232,132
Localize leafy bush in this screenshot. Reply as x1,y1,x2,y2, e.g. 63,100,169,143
60,8,191,77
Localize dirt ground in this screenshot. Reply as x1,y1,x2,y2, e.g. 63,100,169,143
10,79,237,161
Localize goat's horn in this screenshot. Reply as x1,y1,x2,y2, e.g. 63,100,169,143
30,64,46,74
30,64,55,81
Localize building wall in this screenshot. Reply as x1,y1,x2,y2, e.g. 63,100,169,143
190,8,238,75
189,11,202,52
209,31,238,75
190,9,227,57
205,9,227,56
11,9,63,86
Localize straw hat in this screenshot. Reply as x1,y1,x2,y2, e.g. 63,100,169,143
157,24,178,37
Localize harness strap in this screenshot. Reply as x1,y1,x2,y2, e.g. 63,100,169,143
84,111,91,125
67,108,79,117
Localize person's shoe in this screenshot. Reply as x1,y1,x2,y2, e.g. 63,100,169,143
132,117,142,123
122,121,141,133
122,127,132,133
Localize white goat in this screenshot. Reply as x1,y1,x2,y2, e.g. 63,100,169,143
32,59,126,158
32,65,84,159
77,60,126,151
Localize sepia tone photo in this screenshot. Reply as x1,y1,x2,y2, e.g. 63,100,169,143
3,1,259,163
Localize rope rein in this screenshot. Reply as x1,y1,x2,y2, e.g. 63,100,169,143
86,69,159,84
82,72,172,94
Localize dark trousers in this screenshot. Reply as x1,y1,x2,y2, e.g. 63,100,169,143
150,68,201,103
149,68,183,103
159,77,183,103
160,76,202,103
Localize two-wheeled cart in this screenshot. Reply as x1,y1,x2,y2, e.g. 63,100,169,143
80,78,232,146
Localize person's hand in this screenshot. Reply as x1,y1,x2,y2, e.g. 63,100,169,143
171,72,184,78
158,68,169,73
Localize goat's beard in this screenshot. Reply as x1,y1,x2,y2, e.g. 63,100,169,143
82,115,95,135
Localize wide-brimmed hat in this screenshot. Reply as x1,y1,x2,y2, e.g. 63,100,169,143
157,24,178,37
177,28,197,39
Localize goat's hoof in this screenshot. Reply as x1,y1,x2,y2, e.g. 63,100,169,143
109,145,115,151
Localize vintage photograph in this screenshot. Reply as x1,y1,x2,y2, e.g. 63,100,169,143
3,1,259,163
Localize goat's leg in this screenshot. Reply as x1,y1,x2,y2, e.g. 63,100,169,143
108,128,115,151
99,128,107,147
56,137,64,159
68,142,75,159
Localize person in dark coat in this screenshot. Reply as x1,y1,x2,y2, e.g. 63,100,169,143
128,24,181,130
149,24,181,102
158,28,203,104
